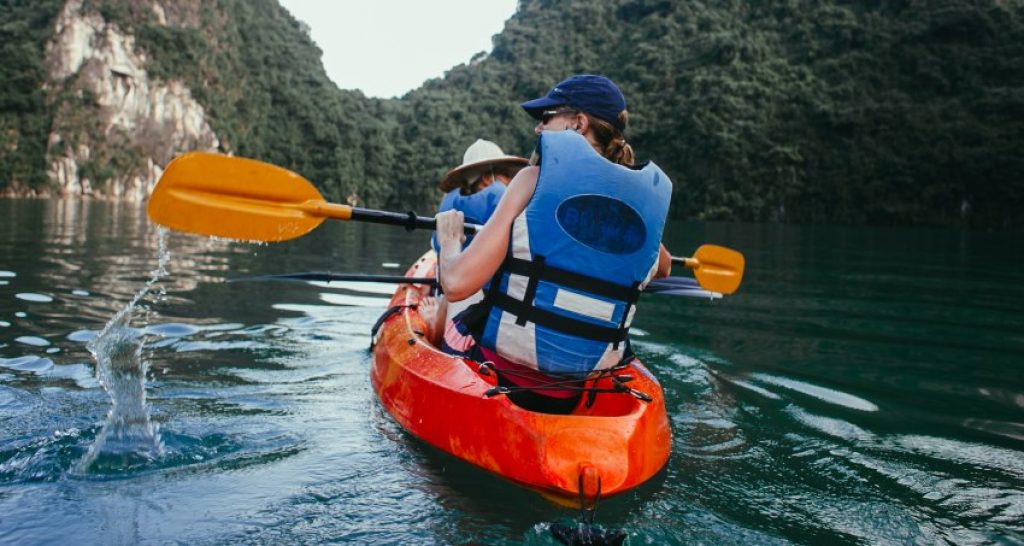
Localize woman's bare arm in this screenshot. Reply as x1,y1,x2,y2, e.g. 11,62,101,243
655,243,672,278
437,166,539,301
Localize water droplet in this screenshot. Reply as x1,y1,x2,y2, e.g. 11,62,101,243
0,271,15,278
72,290,91,296
15,312,27,318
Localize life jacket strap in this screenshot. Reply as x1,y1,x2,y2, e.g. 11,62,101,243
502,256,641,302
489,291,629,343
484,254,642,344
614,281,641,351
516,255,545,326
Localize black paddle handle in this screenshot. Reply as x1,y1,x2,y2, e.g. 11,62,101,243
349,207,480,235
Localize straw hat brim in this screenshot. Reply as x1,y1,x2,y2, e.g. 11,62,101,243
438,156,529,192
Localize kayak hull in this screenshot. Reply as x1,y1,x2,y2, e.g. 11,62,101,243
370,251,671,503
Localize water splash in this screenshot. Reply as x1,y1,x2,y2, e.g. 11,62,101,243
76,228,170,473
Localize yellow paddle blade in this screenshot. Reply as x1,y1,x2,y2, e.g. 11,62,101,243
686,244,745,295
146,152,351,242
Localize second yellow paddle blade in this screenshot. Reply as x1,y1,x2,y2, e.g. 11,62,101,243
146,153,328,242
692,244,745,295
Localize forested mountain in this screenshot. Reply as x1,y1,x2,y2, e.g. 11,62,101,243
2,0,1022,228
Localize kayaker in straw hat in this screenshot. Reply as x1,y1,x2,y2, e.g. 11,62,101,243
420,139,528,344
431,138,528,249
438,139,527,200
433,74,672,414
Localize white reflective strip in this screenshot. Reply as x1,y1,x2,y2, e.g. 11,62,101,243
639,257,659,289
624,304,637,327
495,213,537,368
494,310,538,368
595,344,626,371
507,273,529,300
446,290,483,323
511,212,531,260
552,289,616,322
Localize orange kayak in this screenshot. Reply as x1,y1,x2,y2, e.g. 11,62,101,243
370,251,671,504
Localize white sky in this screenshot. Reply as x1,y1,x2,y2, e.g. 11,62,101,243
278,0,520,98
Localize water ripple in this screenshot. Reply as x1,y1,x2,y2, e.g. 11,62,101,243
0,356,55,375
145,323,202,337
786,406,875,442
753,373,879,412
318,292,390,307
14,293,54,303
67,330,98,343
14,336,50,347
888,435,1024,480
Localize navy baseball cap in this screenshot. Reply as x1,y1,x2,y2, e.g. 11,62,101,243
521,74,627,131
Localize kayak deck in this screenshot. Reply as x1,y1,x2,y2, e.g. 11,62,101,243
370,251,671,503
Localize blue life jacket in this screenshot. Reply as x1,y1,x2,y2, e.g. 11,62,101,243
431,182,506,252
476,131,671,376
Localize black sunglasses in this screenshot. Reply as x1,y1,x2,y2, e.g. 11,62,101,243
540,109,578,124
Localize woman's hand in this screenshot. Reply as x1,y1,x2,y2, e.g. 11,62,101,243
435,210,466,253
436,209,467,301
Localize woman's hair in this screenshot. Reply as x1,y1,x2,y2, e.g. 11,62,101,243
526,110,635,167
584,111,634,167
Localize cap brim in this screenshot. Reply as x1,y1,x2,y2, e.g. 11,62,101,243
438,156,529,192
520,96,565,119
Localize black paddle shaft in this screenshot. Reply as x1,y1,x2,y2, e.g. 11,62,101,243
230,273,437,284
229,273,718,299
349,207,480,235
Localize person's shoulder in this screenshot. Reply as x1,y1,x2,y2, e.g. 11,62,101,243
513,166,539,182
508,166,539,193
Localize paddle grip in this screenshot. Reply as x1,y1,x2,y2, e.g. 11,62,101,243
349,207,480,234
671,256,699,269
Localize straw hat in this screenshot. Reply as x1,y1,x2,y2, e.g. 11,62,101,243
438,139,528,192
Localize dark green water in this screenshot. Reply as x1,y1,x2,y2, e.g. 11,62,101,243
1,198,1021,545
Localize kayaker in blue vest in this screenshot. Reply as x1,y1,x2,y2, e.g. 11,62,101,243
421,140,528,345
433,74,673,414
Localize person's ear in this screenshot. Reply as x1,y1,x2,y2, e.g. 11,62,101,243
575,113,589,134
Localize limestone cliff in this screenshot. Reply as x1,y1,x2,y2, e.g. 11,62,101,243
41,0,219,200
